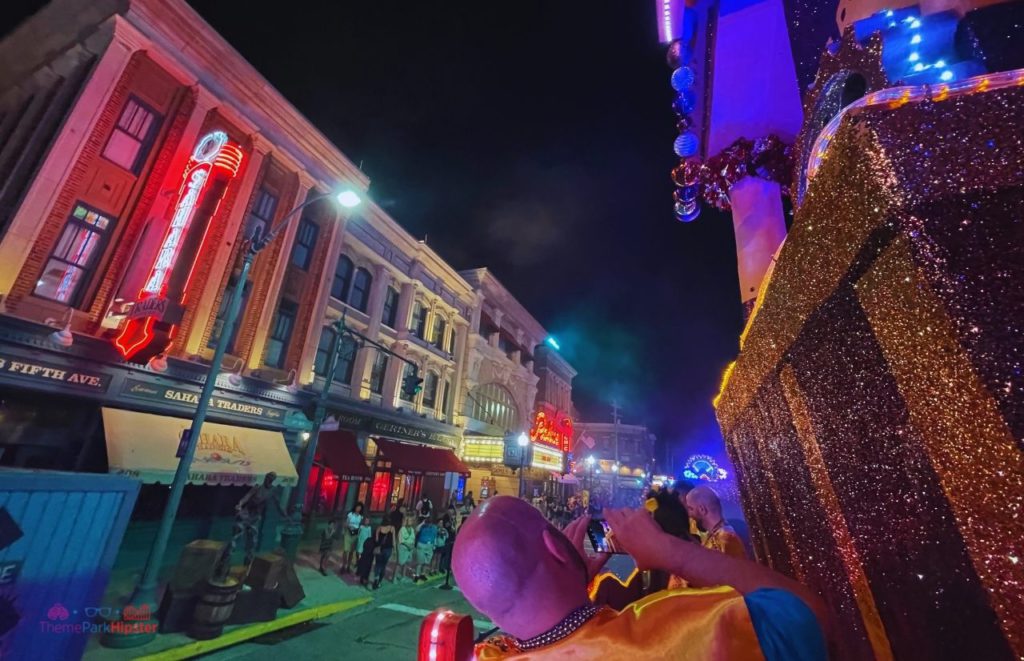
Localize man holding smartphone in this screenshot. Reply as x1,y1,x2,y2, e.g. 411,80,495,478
453,496,827,660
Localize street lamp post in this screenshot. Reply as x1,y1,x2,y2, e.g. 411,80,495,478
112,189,362,647
517,432,530,499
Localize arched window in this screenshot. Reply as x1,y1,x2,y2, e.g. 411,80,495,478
350,268,372,312
411,301,428,338
332,256,354,300
422,371,440,409
465,383,520,432
431,315,447,350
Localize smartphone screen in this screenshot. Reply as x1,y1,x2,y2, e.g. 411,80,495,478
587,518,624,554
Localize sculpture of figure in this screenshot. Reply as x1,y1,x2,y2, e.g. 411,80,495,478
213,472,284,581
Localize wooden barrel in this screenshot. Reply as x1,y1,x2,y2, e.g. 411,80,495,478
188,577,240,640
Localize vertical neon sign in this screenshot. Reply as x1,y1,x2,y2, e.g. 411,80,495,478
115,130,242,361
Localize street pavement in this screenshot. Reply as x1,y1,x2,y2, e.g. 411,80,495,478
201,553,636,660
201,577,491,661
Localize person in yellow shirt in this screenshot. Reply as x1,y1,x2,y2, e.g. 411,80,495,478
686,485,747,559
451,496,827,660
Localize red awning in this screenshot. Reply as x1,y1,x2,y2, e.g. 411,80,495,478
317,430,371,481
373,438,470,477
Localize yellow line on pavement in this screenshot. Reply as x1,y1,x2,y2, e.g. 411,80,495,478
137,596,373,661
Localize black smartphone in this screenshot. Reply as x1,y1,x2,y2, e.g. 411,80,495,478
586,518,625,554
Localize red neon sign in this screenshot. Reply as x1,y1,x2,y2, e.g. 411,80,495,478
529,410,574,453
114,131,242,362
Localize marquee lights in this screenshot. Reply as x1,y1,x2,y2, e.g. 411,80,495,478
531,445,563,471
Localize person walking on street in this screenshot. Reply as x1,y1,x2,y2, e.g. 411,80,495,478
341,502,364,573
319,519,338,576
372,513,397,589
355,520,376,588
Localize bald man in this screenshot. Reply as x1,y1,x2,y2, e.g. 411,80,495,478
686,485,747,559
452,496,827,660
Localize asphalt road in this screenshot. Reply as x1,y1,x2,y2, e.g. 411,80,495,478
201,553,636,660
200,578,491,661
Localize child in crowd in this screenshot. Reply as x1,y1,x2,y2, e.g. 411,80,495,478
355,517,376,587
319,518,337,576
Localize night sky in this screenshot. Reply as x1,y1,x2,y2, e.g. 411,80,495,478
3,1,837,470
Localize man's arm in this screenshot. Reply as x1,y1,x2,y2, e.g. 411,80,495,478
604,508,829,637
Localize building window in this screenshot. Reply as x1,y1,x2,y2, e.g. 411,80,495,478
350,268,372,312
290,218,318,270
244,188,278,241
398,362,418,403
441,378,451,417
431,316,447,351
314,328,356,384
465,382,520,432
381,286,399,328
207,280,251,351
370,350,388,394
422,371,439,409
34,203,115,307
264,300,297,368
411,301,428,339
102,96,161,173
332,255,354,301
446,327,456,354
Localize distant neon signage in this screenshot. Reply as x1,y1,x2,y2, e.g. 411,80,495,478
682,454,728,482
531,445,563,471
529,410,573,453
115,130,242,361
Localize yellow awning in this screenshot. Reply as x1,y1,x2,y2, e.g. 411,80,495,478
102,407,298,487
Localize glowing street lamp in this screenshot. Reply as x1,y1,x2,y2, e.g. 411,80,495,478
120,185,364,646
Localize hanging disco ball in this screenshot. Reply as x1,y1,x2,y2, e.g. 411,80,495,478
675,200,701,223
671,66,696,91
673,132,699,158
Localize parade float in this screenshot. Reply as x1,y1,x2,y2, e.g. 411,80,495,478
659,0,1024,658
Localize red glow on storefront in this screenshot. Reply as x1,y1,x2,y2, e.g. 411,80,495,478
530,410,574,453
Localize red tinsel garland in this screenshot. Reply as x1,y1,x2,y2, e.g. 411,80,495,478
673,135,795,212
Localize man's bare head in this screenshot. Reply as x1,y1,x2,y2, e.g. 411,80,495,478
452,496,587,639
685,485,723,531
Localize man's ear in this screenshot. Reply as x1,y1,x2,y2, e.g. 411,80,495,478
542,528,575,566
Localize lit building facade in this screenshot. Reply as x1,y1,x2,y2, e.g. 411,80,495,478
573,421,656,507
456,269,576,500
0,0,472,544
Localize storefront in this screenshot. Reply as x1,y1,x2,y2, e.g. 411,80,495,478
316,405,468,515
304,430,372,517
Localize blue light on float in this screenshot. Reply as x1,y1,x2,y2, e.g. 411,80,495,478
911,19,921,28
885,10,894,17
940,70,954,81
935,59,946,67
913,63,925,72
911,34,921,44
909,52,920,62
673,132,699,158
670,66,696,91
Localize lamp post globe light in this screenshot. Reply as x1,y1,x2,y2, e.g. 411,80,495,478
517,432,530,498
110,187,363,648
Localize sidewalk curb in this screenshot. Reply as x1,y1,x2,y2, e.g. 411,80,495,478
134,596,373,661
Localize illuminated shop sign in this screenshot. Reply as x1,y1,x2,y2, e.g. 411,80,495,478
115,131,243,362
531,444,563,471
529,410,573,453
